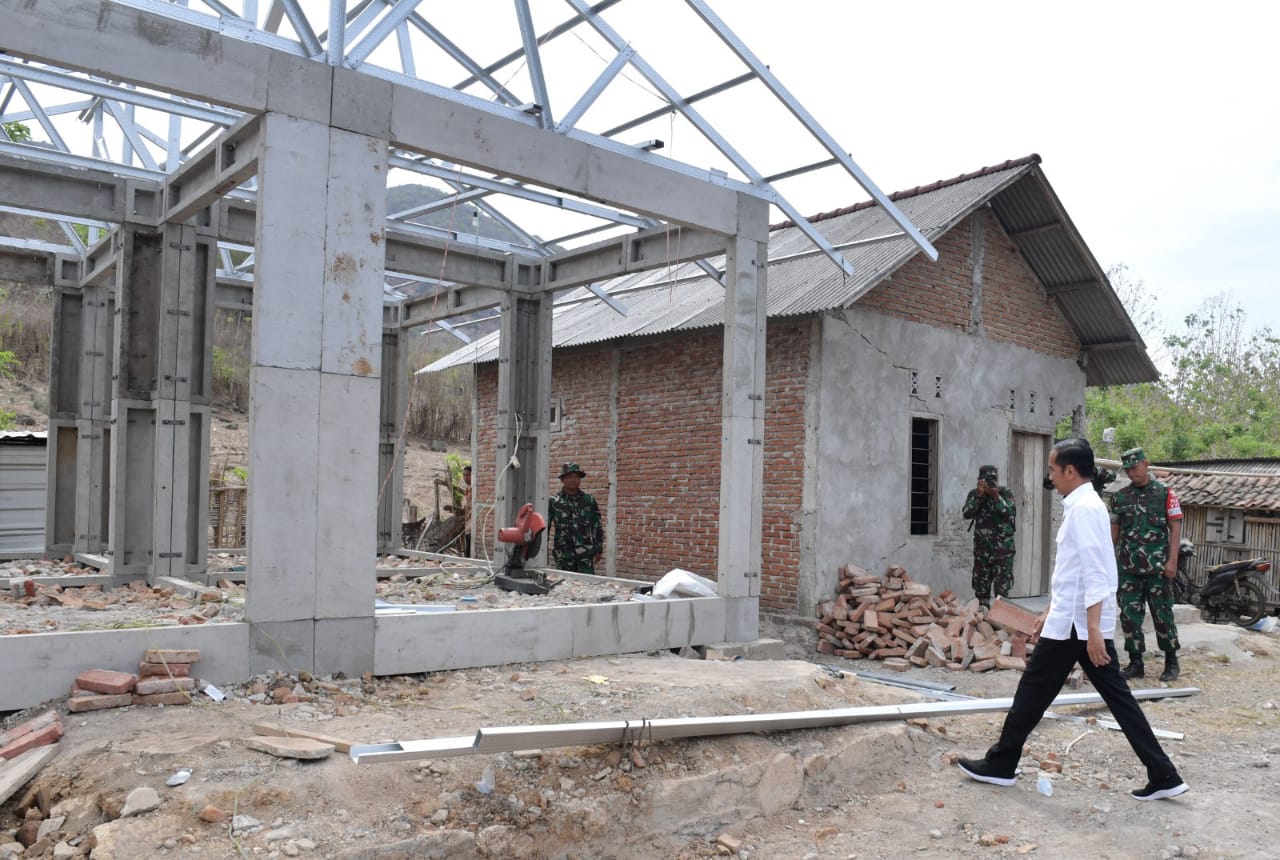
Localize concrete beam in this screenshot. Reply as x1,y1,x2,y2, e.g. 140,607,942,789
164,115,263,225
0,152,156,223
542,224,728,293
0,246,52,284
0,623,251,712
373,597,726,674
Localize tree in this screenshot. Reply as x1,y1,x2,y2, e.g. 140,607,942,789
1086,286,1280,460
1,121,32,143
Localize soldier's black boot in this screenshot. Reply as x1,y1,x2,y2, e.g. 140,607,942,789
1120,656,1144,680
1159,652,1180,682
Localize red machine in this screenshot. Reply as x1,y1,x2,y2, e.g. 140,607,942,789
495,503,553,594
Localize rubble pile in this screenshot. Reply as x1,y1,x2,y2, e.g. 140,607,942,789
815,564,1036,672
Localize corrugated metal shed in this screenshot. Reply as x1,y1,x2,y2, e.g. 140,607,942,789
0,430,48,556
425,156,1157,387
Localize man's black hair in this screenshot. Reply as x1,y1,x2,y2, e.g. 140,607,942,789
1052,437,1095,479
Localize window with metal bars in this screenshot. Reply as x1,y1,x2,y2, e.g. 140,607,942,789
909,417,938,535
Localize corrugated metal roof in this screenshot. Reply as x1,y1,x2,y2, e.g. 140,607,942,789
425,156,1157,386
0,430,48,444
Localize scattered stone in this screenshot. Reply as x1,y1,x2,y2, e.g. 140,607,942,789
297,838,316,851
166,767,193,787
52,842,77,859
199,805,228,824
231,815,262,834
264,826,295,842
929,830,943,839
119,786,161,818
36,815,65,841
717,833,742,854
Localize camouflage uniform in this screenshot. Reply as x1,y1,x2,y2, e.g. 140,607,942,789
962,465,1017,603
1112,451,1183,659
548,463,603,574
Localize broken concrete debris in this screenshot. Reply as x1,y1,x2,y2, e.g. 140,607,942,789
816,564,1031,672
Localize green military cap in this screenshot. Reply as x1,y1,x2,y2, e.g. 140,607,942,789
978,465,998,481
559,462,587,479
1121,447,1146,469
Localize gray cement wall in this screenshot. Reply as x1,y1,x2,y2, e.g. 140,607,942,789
806,309,1082,613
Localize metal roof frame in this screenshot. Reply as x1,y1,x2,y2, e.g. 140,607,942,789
1,0,934,317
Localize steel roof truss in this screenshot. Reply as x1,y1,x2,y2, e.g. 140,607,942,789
514,0,554,128
684,0,937,264
346,0,424,68
555,44,636,134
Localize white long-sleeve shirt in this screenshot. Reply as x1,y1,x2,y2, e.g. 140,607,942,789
1041,482,1119,641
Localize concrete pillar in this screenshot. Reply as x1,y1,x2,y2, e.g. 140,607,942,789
377,309,408,555
108,223,214,583
494,264,551,564
718,195,769,641
45,285,111,556
246,111,387,677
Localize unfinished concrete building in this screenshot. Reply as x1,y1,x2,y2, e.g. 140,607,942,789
0,0,942,711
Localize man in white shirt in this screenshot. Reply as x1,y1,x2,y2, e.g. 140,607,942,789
957,437,1188,802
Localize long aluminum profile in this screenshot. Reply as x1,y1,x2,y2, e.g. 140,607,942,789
555,45,636,134
349,687,1200,763
513,0,553,128
388,154,651,229
0,140,163,182
684,0,938,263
404,12,520,105
345,0,423,68
565,0,850,272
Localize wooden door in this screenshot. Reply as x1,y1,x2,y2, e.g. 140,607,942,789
1008,432,1051,597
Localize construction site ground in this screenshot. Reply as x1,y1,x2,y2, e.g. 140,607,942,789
1,619,1279,859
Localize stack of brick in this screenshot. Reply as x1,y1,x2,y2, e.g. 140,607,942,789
815,564,1038,673
0,711,63,760
67,649,202,712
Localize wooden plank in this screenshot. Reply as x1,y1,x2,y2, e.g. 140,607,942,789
252,722,357,754
0,744,60,806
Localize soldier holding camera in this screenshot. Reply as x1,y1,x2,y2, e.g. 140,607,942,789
963,465,1017,608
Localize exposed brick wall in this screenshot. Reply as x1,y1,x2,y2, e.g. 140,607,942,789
470,320,812,612
857,210,1079,358
977,212,1080,358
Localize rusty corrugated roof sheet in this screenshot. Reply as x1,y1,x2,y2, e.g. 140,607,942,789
425,156,1157,386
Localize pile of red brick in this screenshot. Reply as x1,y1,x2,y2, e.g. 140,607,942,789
815,564,1039,672
0,711,63,762
68,649,202,712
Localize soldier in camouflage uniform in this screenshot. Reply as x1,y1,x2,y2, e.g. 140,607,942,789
962,465,1017,607
548,462,604,574
1111,447,1183,682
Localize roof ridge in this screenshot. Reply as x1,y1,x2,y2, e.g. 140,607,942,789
769,154,1041,231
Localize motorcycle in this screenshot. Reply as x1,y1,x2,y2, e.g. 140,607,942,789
1171,539,1271,628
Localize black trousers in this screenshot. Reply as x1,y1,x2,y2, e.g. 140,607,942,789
985,628,1178,782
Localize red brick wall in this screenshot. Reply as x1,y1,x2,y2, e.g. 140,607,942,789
471,320,812,612
857,210,1079,358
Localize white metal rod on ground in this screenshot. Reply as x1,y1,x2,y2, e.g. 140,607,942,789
348,687,1199,763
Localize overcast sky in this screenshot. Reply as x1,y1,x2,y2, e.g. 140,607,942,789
698,1,1280,340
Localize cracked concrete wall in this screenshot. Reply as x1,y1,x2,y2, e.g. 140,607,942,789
806,307,1082,612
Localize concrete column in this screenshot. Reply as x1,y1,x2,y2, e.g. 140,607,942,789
55,282,113,556
108,223,213,583
45,288,84,555
493,264,552,565
718,195,769,641
377,311,408,555
246,112,387,676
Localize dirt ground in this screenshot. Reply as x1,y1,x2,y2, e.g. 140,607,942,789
7,389,1280,858
2,624,1280,859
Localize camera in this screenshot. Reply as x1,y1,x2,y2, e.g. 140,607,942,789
1042,473,1054,491
985,477,998,489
